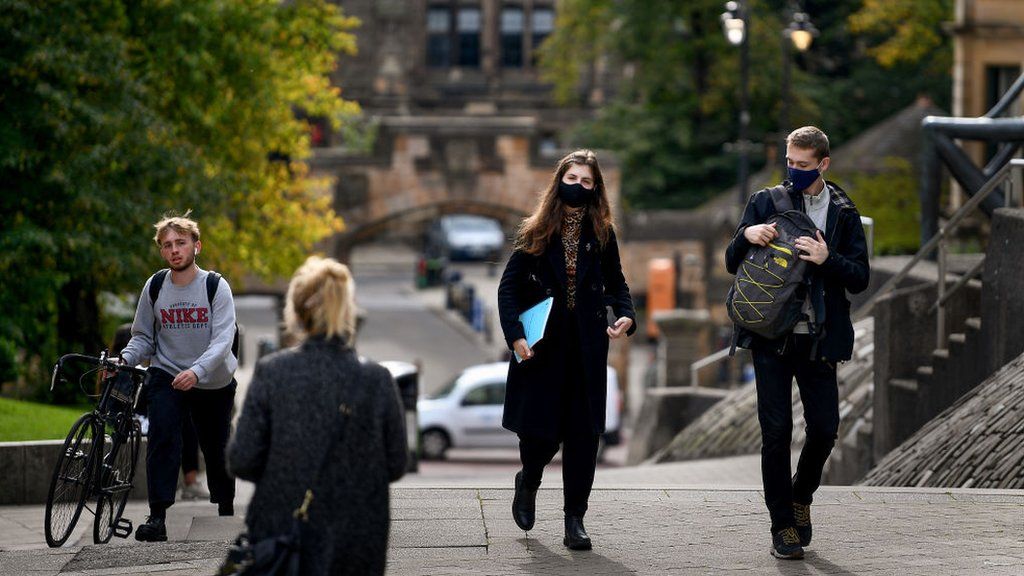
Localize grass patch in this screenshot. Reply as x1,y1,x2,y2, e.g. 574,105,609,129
0,397,92,442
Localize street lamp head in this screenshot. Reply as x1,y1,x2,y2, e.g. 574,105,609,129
723,18,745,45
790,29,813,51
721,1,745,46
785,11,818,52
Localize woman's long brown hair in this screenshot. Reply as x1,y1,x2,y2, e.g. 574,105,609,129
514,149,615,255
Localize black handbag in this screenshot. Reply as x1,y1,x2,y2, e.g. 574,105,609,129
218,392,353,575
216,492,312,576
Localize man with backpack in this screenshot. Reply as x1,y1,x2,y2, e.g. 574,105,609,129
118,212,238,542
725,126,870,560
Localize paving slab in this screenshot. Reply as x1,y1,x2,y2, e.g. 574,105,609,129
1,485,1022,575
183,516,244,542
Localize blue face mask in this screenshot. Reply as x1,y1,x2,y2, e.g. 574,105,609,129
787,161,823,192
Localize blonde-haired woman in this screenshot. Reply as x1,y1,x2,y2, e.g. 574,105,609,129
498,149,636,550
228,257,407,576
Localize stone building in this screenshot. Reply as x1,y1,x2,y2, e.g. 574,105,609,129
310,0,621,258
950,0,1024,208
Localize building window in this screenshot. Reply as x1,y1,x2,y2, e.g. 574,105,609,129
531,6,554,62
987,65,1022,114
426,6,451,68
985,65,1022,161
501,6,525,68
457,7,481,67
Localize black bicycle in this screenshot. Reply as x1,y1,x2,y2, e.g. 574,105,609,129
44,351,147,548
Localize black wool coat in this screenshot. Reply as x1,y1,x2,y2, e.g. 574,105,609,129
725,181,870,362
498,222,636,441
227,337,407,576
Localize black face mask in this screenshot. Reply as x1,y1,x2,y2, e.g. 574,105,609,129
557,181,593,208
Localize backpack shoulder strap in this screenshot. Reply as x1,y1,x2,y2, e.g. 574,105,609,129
149,269,169,306
205,271,222,306
768,185,794,214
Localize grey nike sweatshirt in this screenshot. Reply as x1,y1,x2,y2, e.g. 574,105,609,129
120,268,238,389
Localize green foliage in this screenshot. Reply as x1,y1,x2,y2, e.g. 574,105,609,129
838,158,920,255
0,397,93,441
0,0,358,398
538,0,952,210
849,0,953,70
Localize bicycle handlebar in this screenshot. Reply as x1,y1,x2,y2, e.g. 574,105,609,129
50,352,147,392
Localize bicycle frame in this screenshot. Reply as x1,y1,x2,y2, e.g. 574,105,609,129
45,350,148,546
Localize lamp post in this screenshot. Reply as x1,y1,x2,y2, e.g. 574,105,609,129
779,4,818,171
721,2,750,210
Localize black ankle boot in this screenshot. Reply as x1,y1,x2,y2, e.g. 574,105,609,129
512,471,537,531
563,515,592,550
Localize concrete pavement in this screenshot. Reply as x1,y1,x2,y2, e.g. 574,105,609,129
3,467,1022,575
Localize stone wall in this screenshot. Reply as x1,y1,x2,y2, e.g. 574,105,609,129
980,208,1024,376
0,439,149,506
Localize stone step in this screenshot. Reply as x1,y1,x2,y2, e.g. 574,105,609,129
932,348,949,360
965,316,982,331
916,366,934,378
890,378,919,392
948,332,966,345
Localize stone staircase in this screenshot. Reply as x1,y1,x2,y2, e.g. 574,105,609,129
885,309,988,445
863,350,1024,489
650,318,875,466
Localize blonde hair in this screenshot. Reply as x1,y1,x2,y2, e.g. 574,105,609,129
284,256,356,343
153,210,201,245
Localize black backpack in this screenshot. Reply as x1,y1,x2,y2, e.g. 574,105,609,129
149,269,240,358
726,185,818,341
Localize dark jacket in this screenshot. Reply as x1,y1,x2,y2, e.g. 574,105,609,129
498,222,636,441
227,337,407,576
725,181,870,362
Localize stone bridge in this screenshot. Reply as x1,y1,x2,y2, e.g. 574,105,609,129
309,115,621,260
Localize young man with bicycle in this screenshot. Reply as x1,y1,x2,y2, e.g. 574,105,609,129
119,213,238,542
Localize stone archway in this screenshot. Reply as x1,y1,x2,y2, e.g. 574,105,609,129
310,119,621,263
332,199,530,261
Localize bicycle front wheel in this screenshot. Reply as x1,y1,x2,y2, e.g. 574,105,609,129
93,418,141,544
44,413,101,547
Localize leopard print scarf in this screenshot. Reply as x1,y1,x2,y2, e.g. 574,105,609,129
562,209,586,310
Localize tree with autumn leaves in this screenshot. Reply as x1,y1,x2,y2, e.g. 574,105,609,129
0,0,358,396
538,0,953,210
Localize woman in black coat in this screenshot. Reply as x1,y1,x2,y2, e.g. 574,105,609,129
498,149,636,551
228,257,407,576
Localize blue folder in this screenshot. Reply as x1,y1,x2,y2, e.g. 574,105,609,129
515,297,553,363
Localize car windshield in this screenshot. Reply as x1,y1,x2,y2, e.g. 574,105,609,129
426,374,460,399
444,215,499,232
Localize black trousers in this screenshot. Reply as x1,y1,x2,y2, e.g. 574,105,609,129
181,416,199,474
752,334,839,533
145,368,236,511
518,318,601,518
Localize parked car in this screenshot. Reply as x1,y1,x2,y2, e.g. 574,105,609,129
425,215,505,261
417,362,622,460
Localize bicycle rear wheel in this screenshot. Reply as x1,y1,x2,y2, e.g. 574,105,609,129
93,418,141,544
44,413,101,548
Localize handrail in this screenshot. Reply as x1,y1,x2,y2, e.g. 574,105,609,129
929,256,985,313
687,161,1020,384
855,158,1024,322
690,346,730,388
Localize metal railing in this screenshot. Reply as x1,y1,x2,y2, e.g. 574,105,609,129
855,158,1024,348
689,160,1022,383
